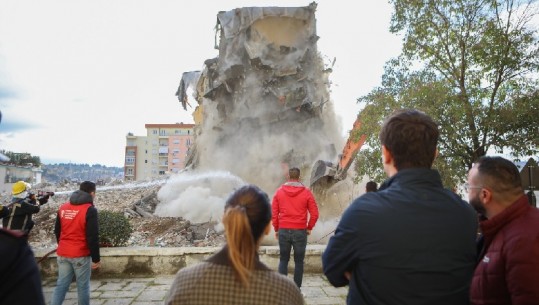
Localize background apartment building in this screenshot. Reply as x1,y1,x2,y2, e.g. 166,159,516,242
124,123,194,181
0,164,42,195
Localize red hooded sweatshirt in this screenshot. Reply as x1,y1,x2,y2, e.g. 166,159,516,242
271,181,319,231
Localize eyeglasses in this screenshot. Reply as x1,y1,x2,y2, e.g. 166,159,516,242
464,183,483,192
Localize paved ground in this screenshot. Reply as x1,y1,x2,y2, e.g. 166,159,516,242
42,273,348,305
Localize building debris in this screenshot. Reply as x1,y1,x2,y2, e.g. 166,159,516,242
176,2,344,193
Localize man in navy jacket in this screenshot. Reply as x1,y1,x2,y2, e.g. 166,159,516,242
323,109,478,305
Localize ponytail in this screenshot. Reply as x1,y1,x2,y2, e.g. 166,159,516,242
223,205,256,287
222,185,272,287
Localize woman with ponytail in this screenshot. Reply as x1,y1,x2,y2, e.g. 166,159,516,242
166,184,303,305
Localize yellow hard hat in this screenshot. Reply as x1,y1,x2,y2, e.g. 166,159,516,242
12,181,28,195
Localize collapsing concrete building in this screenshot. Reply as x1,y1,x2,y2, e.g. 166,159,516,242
176,3,344,192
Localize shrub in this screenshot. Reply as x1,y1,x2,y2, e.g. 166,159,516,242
98,210,133,247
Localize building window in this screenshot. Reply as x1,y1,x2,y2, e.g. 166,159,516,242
175,130,180,134
145,160,148,163
159,170,165,175
152,130,157,135
186,139,191,145
173,139,180,144
160,130,166,136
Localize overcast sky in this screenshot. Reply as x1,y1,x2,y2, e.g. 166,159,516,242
0,1,401,167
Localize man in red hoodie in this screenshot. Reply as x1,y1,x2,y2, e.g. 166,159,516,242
272,167,319,288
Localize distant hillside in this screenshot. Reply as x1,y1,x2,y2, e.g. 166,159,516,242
42,163,123,183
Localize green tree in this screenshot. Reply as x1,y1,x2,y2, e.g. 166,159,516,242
355,0,539,188
0,150,41,167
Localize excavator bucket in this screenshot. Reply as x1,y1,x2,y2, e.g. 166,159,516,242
310,160,337,189
309,118,366,189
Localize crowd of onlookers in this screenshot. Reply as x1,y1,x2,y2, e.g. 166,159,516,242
1,109,537,305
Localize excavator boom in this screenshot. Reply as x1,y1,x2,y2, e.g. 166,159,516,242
310,118,366,189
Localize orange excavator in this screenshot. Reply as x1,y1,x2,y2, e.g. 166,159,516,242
310,117,366,189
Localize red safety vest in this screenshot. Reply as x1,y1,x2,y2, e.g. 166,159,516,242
56,202,92,258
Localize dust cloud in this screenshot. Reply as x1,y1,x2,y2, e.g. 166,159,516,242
155,171,245,224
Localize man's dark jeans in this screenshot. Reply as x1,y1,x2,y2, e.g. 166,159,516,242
278,228,308,287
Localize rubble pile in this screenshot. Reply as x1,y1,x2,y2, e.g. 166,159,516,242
27,181,226,250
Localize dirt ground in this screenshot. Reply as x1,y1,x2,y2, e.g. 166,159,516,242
27,181,225,250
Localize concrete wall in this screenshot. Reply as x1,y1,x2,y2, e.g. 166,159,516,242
34,245,326,279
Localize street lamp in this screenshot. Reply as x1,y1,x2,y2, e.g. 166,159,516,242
519,158,538,208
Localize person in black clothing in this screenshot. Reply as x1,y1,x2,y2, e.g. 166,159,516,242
0,228,46,305
365,181,378,192
2,181,51,235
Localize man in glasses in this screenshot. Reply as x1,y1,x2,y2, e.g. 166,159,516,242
467,156,539,304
